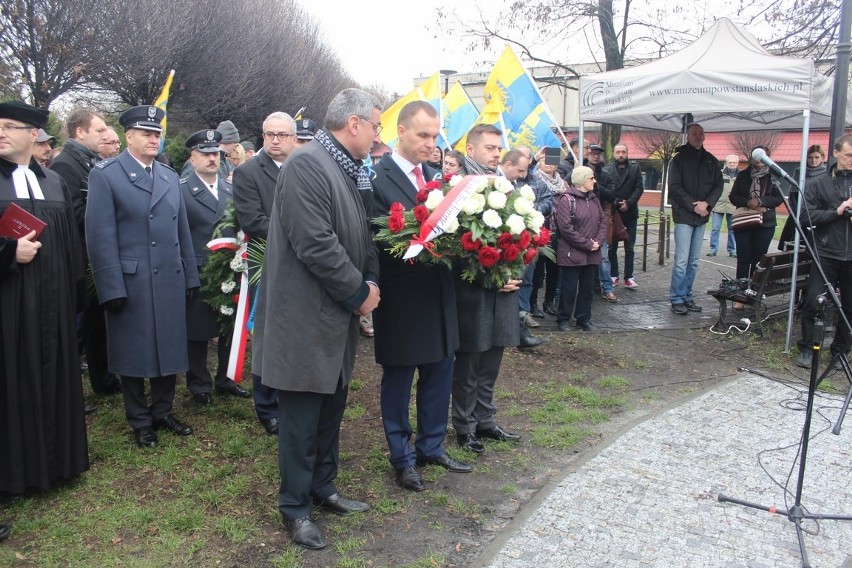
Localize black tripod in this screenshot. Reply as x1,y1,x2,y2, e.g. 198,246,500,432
717,176,852,567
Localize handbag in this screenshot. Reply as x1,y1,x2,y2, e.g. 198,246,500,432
605,203,629,245
731,207,763,232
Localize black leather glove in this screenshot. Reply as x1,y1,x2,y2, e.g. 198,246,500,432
101,297,127,312
186,287,199,302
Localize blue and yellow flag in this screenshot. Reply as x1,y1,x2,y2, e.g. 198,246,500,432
443,82,479,147
453,93,510,153
380,73,449,149
482,46,561,152
153,69,175,152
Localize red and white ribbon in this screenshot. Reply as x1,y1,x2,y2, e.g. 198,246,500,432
206,231,249,383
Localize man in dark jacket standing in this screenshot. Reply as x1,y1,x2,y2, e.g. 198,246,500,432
233,111,297,435
86,105,200,447
795,134,852,369
51,109,120,396
667,123,723,315
603,143,645,289
253,88,380,550
372,101,470,494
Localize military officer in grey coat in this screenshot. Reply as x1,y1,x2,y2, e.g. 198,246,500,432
86,105,200,448
181,129,251,406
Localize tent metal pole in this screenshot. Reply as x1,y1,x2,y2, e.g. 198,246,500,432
785,109,811,352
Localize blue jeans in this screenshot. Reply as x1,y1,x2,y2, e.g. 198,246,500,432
518,262,536,313
598,241,614,293
709,212,736,254
669,223,706,304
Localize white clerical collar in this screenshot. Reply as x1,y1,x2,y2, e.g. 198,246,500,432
12,165,45,200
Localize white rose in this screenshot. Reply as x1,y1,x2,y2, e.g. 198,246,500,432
512,196,534,216
425,189,444,210
229,256,244,271
494,177,515,194
487,191,507,210
220,305,235,316
519,185,535,201
462,193,486,214
506,214,526,235
482,209,503,229
470,177,489,193
447,175,462,188
444,216,459,234
221,280,236,293
528,210,546,231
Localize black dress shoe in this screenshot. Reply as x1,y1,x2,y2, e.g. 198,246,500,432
416,453,472,473
543,301,558,315
285,516,326,550
133,426,158,447
314,493,369,516
671,303,688,315
519,328,546,349
84,404,98,415
476,425,521,442
192,392,212,406
395,465,425,492
531,306,545,318
152,414,193,436
683,300,703,312
575,321,594,331
260,417,279,435
557,321,572,332
0,523,9,541
456,433,485,454
216,381,251,398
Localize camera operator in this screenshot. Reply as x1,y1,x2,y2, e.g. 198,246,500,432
795,134,852,369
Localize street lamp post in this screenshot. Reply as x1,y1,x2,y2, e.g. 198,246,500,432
439,69,457,95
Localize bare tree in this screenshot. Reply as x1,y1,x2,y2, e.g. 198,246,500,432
632,128,680,213
731,131,779,162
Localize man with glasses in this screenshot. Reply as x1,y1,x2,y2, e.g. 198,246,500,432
233,111,297,436
98,127,121,160
50,108,121,401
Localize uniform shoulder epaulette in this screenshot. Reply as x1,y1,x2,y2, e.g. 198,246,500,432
159,162,177,174
95,158,117,169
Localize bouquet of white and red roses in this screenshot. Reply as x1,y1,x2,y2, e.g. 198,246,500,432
374,174,553,289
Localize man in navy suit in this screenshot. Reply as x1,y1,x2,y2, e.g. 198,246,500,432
180,129,251,406
86,105,200,447
372,101,471,492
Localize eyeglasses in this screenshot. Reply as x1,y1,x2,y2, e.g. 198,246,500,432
358,116,383,135
263,131,295,140
0,123,35,134
103,140,120,145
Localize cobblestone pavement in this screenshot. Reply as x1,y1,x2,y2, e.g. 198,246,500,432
479,375,852,568
487,226,852,567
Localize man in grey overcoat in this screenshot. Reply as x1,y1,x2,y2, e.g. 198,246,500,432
253,89,380,550
86,105,200,448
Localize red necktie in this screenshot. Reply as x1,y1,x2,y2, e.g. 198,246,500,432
412,166,426,190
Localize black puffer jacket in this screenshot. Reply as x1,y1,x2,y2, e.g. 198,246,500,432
800,165,852,261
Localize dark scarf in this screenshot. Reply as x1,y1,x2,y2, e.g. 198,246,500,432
805,163,827,178
64,138,99,170
462,155,496,175
314,129,372,192
749,165,771,198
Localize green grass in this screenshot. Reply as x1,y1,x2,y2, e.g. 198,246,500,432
403,551,446,568
599,375,630,389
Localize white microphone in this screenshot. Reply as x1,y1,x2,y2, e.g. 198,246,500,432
751,148,798,187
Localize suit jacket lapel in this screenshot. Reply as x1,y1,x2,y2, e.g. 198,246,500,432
259,152,279,185
380,158,418,209
187,172,219,213
118,152,152,194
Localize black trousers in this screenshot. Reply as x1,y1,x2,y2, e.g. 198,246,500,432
277,377,348,520
186,337,231,395
609,215,638,280
120,374,176,429
734,226,775,280
530,253,558,307
557,264,598,324
81,303,120,393
797,257,852,357
452,347,504,435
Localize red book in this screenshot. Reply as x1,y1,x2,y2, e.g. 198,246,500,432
0,202,47,239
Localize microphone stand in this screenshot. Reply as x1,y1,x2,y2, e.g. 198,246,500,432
717,177,852,568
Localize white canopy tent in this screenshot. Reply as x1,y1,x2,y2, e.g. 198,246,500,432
577,18,852,350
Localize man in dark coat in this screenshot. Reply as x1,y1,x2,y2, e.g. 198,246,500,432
372,101,470,493
86,105,200,448
667,123,723,315
253,88,380,550
181,129,250,405
50,108,120,397
233,111,297,435
603,143,645,289
0,101,89,501
453,124,524,455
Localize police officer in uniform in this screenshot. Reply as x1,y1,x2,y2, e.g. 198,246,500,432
181,129,250,405
86,105,200,447
295,118,317,147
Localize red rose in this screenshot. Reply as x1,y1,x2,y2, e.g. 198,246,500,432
416,188,430,203
442,173,456,183
523,248,538,265
478,246,501,268
389,202,405,214
517,230,531,249
497,232,514,250
425,180,442,190
501,244,521,262
535,227,551,247
413,204,430,223
461,231,482,251
387,213,405,233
